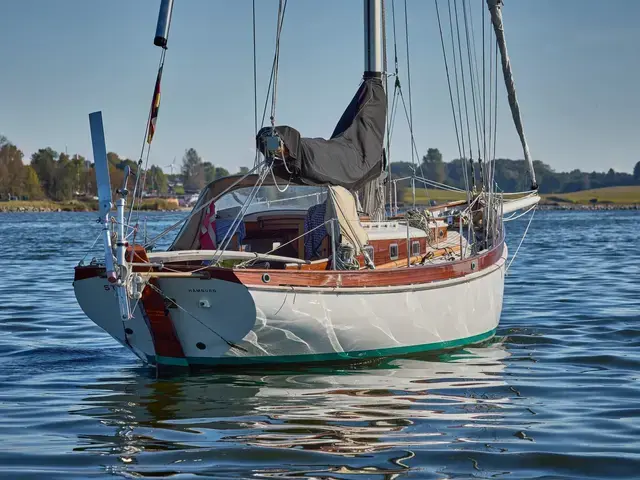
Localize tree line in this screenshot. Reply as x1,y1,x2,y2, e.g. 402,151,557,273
0,135,248,201
3,135,639,202
392,148,640,194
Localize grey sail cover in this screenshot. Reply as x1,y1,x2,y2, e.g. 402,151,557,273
257,77,386,191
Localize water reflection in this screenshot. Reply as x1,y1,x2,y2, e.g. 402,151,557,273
72,344,510,478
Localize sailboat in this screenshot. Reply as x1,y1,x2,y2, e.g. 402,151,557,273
74,0,539,369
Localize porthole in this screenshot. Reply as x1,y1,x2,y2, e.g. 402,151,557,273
389,243,399,260
196,342,206,350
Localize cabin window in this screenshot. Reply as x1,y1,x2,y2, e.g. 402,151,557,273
412,241,421,256
363,245,374,264
389,243,399,260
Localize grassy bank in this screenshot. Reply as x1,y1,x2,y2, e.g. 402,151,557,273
541,186,640,205
401,185,640,206
0,198,182,212
401,188,466,204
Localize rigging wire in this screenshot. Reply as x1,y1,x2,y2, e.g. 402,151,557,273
462,0,482,161
487,15,495,192
469,1,486,152
128,48,167,227
209,166,270,266
480,0,489,244
402,0,429,199
398,89,423,180
256,0,289,133
505,207,536,274
389,0,428,205
236,217,334,269
396,175,466,192
453,0,473,162
503,203,537,222
491,39,499,188
481,0,487,173
447,0,470,197
148,0,289,252
387,0,401,147
144,162,264,248
269,0,287,128
403,0,415,169
145,281,247,352
435,0,463,160
382,0,393,215
252,0,259,167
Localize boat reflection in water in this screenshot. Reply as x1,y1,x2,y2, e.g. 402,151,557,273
73,343,511,478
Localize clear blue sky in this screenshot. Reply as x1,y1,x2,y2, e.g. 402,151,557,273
1,0,639,174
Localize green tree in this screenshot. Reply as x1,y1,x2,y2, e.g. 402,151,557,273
214,166,229,179
30,148,57,197
107,152,138,175
120,158,138,174
22,166,44,200
238,166,250,175
634,161,640,183
423,148,443,164
202,161,216,184
421,148,446,184
147,165,168,194
107,152,121,168
69,154,92,195
181,148,205,191
0,140,25,199
50,152,76,201
109,163,125,194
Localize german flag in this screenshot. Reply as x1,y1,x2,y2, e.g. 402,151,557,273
146,65,163,144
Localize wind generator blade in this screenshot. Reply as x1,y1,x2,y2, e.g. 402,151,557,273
89,111,132,319
89,112,113,218
88,111,118,284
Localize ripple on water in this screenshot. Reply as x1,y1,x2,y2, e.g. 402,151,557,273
0,210,639,479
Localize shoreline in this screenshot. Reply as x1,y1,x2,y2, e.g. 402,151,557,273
0,200,184,213
1,201,638,213
537,203,639,211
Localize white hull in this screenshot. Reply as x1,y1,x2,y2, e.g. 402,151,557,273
74,246,506,367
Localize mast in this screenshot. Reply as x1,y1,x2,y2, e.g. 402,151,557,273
361,0,386,220
364,0,383,77
486,0,537,189
154,0,174,48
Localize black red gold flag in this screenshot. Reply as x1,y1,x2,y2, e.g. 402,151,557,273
147,66,163,144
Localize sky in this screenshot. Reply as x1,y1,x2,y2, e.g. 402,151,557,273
1,0,639,175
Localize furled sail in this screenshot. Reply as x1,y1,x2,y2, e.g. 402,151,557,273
360,175,386,220
486,0,538,189
257,76,386,192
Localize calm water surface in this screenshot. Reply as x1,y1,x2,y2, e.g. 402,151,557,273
0,210,639,479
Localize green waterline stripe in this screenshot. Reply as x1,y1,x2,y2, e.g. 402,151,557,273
155,328,497,367
154,356,189,367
